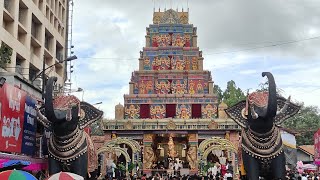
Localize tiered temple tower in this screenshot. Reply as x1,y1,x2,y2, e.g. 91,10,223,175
98,9,241,177
125,9,217,120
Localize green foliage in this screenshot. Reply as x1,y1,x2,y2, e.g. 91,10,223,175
117,163,126,172
127,162,135,172
214,84,223,104
203,162,215,173
222,80,246,107
283,105,320,145
0,42,12,68
89,118,104,136
256,81,284,95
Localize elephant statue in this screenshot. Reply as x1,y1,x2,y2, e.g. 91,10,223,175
36,77,103,179
225,72,300,180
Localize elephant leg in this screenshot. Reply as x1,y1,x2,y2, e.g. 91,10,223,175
270,152,286,180
48,157,62,175
242,150,260,180
69,152,88,179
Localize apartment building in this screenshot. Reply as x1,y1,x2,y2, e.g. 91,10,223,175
0,0,70,99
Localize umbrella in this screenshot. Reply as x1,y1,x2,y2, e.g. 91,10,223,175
47,172,84,180
0,169,37,180
0,160,31,171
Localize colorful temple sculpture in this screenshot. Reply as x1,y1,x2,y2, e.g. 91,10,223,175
95,9,241,177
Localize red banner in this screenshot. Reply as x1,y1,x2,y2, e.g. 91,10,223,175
0,83,26,153
314,129,320,165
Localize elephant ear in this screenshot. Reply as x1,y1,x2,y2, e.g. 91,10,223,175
274,96,300,125
225,100,248,129
79,101,104,129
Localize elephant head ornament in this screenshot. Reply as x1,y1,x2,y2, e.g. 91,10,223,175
225,72,300,180
37,77,103,178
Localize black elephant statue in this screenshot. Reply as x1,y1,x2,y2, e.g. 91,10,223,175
225,72,300,180
36,77,103,179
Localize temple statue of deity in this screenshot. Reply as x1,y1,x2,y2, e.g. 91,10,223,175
168,135,178,158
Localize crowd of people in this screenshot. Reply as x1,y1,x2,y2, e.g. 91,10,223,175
284,170,320,180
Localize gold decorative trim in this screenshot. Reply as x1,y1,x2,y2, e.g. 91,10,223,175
167,120,176,130
124,120,133,130
208,120,218,129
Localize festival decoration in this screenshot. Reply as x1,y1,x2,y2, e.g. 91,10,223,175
0,169,37,180
47,172,84,180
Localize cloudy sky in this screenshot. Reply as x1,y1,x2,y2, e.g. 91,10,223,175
70,0,320,118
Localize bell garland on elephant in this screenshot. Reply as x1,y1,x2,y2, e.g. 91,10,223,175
36,76,103,179
225,72,300,180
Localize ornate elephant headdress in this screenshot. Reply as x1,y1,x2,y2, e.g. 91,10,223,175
225,93,300,128
53,95,103,129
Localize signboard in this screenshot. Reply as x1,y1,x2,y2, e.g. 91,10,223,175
314,129,320,165
0,83,26,153
0,83,38,155
21,96,37,155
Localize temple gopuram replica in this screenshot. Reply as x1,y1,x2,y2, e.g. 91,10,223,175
94,9,241,177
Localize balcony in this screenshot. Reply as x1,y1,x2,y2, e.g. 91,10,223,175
102,118,240,131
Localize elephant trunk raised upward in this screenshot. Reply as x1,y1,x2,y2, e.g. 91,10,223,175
247,72,277,133
262,72,277,119
225,72,300,180
36,76,103,179
44,76,57,122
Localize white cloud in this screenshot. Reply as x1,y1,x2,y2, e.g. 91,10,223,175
69,0,320,118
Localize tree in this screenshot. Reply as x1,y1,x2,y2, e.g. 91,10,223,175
213,84,223,104
222,80,246,107
283,105,320,145
256,81,284,95
0,42,12,68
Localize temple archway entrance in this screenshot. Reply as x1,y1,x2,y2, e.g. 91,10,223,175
97,145,131,179
97,138,141,178
198,137,238,175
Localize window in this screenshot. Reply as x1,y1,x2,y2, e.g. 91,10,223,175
140,104,150,119
166,104,176,118
192,104,201,118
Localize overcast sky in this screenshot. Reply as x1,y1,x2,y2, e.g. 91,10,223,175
70,0,320,118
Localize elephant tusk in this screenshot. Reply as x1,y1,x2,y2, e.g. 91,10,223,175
276,96,291,115
250,105,259,119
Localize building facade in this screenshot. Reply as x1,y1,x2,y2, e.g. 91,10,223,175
0,0,70,174
97,9,241,177
0,0,70,99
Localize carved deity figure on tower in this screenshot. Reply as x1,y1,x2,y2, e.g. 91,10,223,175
168,135,178,158
187,146,197,169
143,146,155,169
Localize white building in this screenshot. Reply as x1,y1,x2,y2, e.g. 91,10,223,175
0,0,70,99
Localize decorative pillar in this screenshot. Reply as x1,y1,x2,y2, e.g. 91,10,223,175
139,58,144,70
229,131,240,177
198,57,204,70
208,81,214,95
187,134,199,174
129,82,134,94
192,27,197,47
143,134,154,176
145,35,151,47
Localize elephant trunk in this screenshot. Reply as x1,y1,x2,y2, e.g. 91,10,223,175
45,77,58,122
262,72,277,118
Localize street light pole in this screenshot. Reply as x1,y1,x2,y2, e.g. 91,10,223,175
41,55,46,99
32,55,78,99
